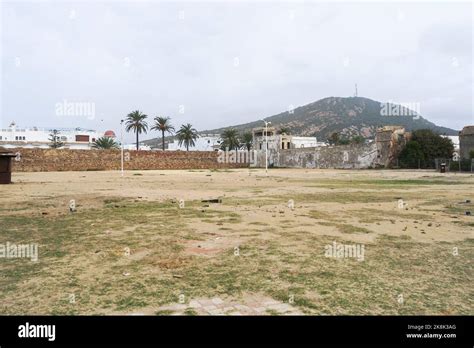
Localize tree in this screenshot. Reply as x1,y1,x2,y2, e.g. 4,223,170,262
338,139,350,145
48,129,64,148
398,141,425,168
241,132,253,151
328,132,340,145
278,127,291,135
220,128,240,151
92,137,119,149
125,110,148,150
151,116,175,151
412,129,454,168
351,135,365,145
176,123,199,151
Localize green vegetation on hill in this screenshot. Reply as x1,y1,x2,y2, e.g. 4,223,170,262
202,96,457,141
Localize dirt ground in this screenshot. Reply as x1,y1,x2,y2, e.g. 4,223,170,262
0,168,473,315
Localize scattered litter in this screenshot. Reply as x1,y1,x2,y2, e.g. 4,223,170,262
179,199,185,209
466,211,471,216
41,212,48,215
172,274,183,278
203,204,210,208
122,272,130,276
202,198,222,204
287,199,295,210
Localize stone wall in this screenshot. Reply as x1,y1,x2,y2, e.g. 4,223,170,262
250,126,408,169
252,144,378,169
459,126,474,160
10,148,247,172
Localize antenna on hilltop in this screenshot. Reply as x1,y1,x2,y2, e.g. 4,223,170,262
354,84,358,97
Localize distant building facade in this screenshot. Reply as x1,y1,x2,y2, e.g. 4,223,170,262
167,134,221,151
0,122,109,150
252,127,323,151
459,126,474,160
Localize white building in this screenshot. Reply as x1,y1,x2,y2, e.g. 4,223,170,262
0,122,112,150
252,127,323,150
123,144,152,151
168,134,221,151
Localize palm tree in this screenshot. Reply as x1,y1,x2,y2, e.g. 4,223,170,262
279,127,291,135
176,123,199,151
92,137,119,149
220,128,240,151
125,110,148,150
151,116,175,151
241,132,253,151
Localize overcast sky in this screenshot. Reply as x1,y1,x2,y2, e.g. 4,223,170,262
1,1,472,142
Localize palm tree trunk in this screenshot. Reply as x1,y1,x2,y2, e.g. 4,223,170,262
186,144,189,151
162,130,165,151
136,131,139,151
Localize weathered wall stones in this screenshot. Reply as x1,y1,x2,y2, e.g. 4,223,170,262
11,148,247,172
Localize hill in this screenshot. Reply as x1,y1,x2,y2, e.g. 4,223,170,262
202,96,457,141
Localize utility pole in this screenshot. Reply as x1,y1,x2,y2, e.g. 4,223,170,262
120,119,124,177
261,120,271,176
355,83,358,97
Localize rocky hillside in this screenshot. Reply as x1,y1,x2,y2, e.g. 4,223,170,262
202,96,457,141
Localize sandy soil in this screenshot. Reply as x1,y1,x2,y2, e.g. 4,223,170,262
0,168,473,315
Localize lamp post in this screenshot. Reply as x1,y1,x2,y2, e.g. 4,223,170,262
261,120,271,176
120,119,124,177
